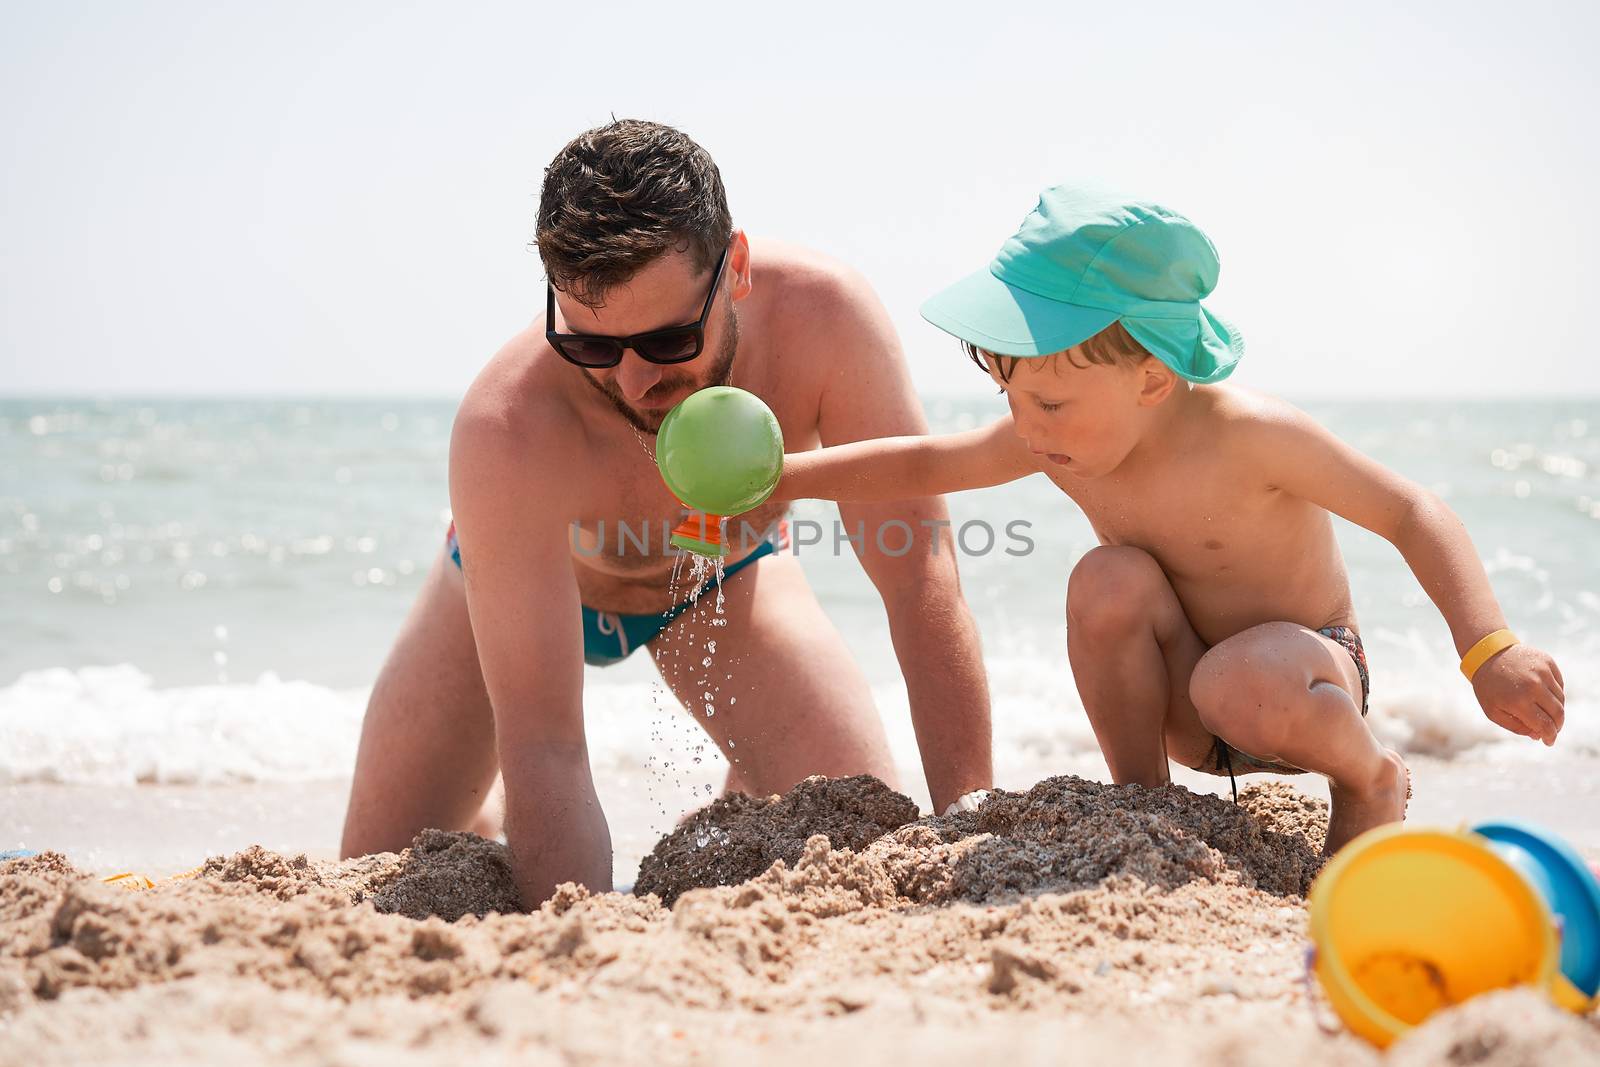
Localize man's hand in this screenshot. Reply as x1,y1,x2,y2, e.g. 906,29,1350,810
1472,643,1565,745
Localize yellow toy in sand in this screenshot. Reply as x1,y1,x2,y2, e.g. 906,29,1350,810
100,867,202,891
1308,822,1598,1047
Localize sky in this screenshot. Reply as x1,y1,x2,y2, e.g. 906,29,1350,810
1,0,1595,399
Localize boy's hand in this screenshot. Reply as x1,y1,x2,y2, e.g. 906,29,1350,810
1471,644,1565,745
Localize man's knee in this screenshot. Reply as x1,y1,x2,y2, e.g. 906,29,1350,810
1067,546,1171,639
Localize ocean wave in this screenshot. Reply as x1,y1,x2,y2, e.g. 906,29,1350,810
0,665,365,786
0,647,1592,788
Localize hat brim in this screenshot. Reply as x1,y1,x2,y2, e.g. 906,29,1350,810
1121,306,1244,385
920,267,1120,357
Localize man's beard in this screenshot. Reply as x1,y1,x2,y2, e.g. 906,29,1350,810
581,306,740,434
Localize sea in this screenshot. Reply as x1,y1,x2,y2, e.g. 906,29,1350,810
3,395,1598,875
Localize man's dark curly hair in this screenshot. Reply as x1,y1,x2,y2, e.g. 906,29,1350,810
535,119,733,308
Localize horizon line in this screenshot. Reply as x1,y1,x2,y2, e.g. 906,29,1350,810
3,389,1600,405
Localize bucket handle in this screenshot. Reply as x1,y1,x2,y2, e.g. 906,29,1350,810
1302,946,1345,1036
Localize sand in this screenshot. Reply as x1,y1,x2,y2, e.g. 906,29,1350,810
3,774,1596,1067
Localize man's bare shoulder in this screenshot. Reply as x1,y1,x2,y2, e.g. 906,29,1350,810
462,322,577,427
746,237,905,389
748,238,884,327
453,324,580,479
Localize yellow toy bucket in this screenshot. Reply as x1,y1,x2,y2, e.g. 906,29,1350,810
1308,825,1559,1048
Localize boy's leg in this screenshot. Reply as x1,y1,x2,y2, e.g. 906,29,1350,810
1066,546,1217,785
1189,622,1408,853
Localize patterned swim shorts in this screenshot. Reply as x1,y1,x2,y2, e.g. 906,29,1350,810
1195,624,1370,784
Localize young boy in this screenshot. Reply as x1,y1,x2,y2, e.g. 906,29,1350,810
775,184,1566,852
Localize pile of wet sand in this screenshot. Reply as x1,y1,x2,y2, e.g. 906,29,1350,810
2,774,1594,1067
637,772,1329,906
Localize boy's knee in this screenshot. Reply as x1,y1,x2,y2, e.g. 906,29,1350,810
1189,643,1294,752
1067,546,1168,637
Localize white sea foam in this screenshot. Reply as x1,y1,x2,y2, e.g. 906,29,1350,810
4,640,1590,788
0,665,365,786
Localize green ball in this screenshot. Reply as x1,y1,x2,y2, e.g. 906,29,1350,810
656,386,784,516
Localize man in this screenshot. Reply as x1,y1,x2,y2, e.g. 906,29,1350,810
340,119,991,906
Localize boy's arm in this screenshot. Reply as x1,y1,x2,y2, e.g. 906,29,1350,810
775,414,1038,503
1252,403,1564,745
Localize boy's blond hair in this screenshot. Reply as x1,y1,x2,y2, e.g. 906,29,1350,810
964,320,1152,382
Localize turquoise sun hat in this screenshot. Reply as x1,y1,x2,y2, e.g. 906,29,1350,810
921,184,1244,383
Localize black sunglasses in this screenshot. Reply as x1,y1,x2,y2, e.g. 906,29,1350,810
546,247,729,369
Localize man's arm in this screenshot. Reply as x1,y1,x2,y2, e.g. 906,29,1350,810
1252,401,1564,745
800,265,999,811
775,415,1038,503
449,403,613,906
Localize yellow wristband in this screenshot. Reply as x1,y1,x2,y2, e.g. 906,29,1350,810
1460,629,1518,681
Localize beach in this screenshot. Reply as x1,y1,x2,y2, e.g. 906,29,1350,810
5,0,1599,1058
5,774,1599,1066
